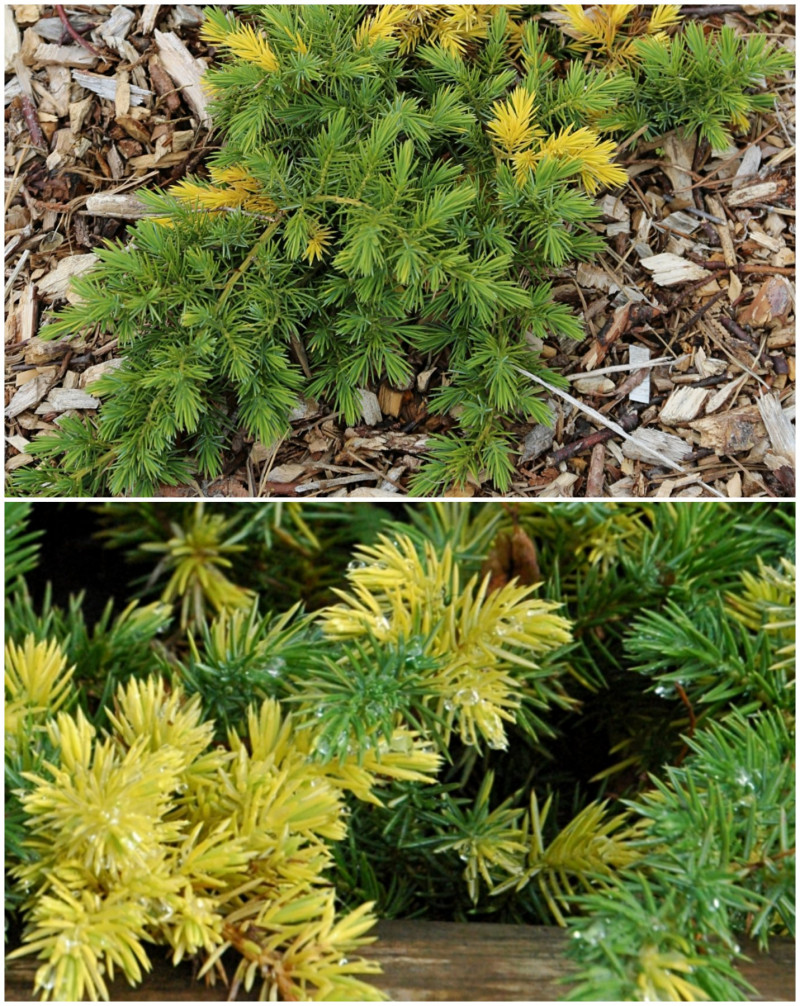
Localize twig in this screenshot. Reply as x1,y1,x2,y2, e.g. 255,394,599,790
20,96,46,149
55,5,102,57
551,411,640,463
515,364,726,497
677,289,727,335
566,354,688,381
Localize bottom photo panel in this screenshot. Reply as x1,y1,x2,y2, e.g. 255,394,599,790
5,501,795,1003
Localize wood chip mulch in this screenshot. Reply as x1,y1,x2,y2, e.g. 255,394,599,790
4,4,796,498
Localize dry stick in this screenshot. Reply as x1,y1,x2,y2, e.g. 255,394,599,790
677,288,727,335
515,365,726,498
55,5,102,57
20,96,46,150
551,411,640,463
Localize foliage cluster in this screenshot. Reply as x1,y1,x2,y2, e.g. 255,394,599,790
5,501,795,1002
9,5,792,497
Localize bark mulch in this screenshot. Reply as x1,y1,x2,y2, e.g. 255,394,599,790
4,4,796,498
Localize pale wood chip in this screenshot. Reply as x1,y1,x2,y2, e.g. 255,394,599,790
576,262,618,293
659,386,709,425
84,193,152,219
378,463,407,493
6,434,30,452
689,407,766,453
573,377,614,395
417,368,436,392
6,452,34,471
5,374,50,418
23,335,67,366
140,5,161,35
37,254,96,299
757,393,795,460
153,29,211,127
34,43,97,68
730,144,762,188
628,345,651,404
538,472,578,497
660,132,696,207
726,181,781,207
288,397,319,422
72,70,152,105
80,358,124,389
661,210,700,235
267,462,307,483
16,283,38,345
99,6,137,42
347,487,393,498
705,194,737,268
357,388,382,426
35,389,100,413
705,376,747,415
640,253,712,287
726,471,743,498
622,428,693,465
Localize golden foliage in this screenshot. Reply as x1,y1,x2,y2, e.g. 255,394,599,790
320,534,572,752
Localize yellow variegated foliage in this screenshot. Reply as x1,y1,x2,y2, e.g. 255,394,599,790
320,534,572,752
5,636,75,756
726,559,796,672
357,4,525,55
551,4,682,63
9,679,387,1002
169,164,277,216
200,13,279,72
139,503,255,627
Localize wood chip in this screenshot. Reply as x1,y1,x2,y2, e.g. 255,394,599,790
640,253,712,287
357,388,382,426
267,462,307,484
737,276,793,328
72,69,152,105
520,423,555,464
757,394,794,460
730,144,762,189
537,472,578,497
705,376,747,415
154,29,211,127
628,345,651,404
79,358,124,388
5,374,50,418
84,193,152,219
378,384,404,418
660,132,696,207
34,43,98,68
5,6,21,72
34,389,100,413
689,407,766,453
622,428,694,465
36,254,96,300
705,195,736,268
726,181,782,207
659,387,709,425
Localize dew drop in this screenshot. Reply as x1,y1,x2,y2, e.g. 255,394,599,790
347,560,367,571
266,657,285,678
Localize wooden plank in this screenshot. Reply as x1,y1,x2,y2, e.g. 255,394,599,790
4,922,795,1001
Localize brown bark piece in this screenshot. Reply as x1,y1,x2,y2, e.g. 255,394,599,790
737,276,794,328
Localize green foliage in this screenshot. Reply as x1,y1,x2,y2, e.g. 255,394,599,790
5,501,795,1002
627,23,794,149
5,503,42,588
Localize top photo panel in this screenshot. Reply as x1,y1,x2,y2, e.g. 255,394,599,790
5,4,795,500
